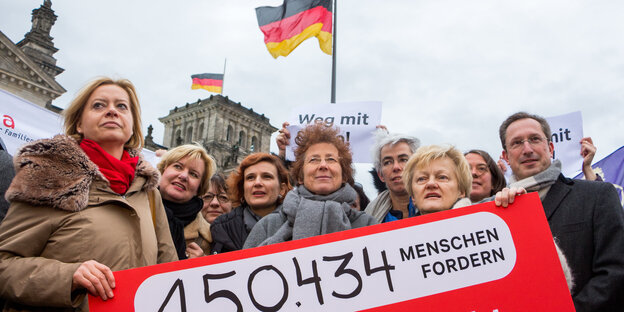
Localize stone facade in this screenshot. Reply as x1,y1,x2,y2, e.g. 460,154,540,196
158,94,277,172
0,0,65,112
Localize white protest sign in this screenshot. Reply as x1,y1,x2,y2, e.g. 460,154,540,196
0,89,63,155
284,101,381,163
546,111,583,177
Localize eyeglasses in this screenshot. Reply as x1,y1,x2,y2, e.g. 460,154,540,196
507,135,547,150
471,164,489,176
305,156,339,165
203,193,230,204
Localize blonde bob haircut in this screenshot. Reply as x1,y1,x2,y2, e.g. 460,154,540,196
63,77,144,149
402,144,472,199
157,143,217,196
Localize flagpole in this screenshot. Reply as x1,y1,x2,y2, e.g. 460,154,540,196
330,0,337,104
221,58,227,95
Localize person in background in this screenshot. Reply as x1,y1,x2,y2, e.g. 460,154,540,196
365,128,420,222
0,149,15,224
201,173,232,224
0,77,177,311
351,182,370,211
464,149,506,202
158,144,216,260
211,153,291,253
496,112,624,311
244,123,377,248
579,137,599,181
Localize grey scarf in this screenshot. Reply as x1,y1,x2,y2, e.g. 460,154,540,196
508,160,562,194
260,184,360,245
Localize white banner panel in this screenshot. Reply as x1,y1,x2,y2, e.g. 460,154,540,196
284,102,382,163
546,111,583,177
0,89,63,155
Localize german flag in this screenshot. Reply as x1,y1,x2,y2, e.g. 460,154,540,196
191,73,224,93
256,0,332,58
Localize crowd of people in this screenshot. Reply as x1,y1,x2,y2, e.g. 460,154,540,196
0,77,622,312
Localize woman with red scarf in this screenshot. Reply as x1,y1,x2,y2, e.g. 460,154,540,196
0,77,177,312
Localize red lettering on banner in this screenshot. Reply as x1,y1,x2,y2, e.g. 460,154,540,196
3,115,15,129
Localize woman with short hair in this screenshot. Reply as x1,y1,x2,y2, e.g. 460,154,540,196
201,173,232,224
0,77,177,311
244,123,377,249
157,144,216,260
403,145,473,215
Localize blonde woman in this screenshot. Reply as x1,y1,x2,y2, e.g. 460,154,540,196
0,77,177,311
157,144,216,259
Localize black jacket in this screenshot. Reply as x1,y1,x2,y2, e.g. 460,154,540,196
544,174,624,311
210,206,252,254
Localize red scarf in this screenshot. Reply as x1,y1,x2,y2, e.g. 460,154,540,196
80,139,138,195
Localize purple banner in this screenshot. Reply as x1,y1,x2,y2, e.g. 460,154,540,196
575,146,624,204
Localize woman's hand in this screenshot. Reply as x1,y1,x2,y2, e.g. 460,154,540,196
494,187,527,207
276,122,291,158
72,260,115,301
186,242,204,259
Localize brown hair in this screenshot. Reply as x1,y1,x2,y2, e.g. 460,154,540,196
465,149,506,196
499,112,551,151
209,173,228,195
64,77,144,149
227,153,292,206
291,123,354,186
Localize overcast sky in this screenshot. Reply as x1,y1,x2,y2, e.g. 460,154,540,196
2,0,623,193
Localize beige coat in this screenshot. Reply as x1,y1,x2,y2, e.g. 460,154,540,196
0,135,178,312
184,212,213,256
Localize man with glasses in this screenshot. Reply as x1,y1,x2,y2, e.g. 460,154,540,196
499,112,624,311
365,128,420,222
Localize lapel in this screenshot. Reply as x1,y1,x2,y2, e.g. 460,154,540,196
542,174,572,220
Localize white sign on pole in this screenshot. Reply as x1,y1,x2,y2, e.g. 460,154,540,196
546,111,583,177
284,101,382,163
0,89,63,155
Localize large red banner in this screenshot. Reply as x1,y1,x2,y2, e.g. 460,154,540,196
89,193,574,311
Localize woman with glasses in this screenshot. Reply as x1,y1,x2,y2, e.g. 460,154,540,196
157,144,216,260
211,153,292,253
244,123,377,249
201,173,233,224
464,150,506,202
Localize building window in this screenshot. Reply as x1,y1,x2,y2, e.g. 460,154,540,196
238,131,245,147
198,123,204,141
226,125,233,142
251,136,258,152
174,129,181,146
186,127,193,143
